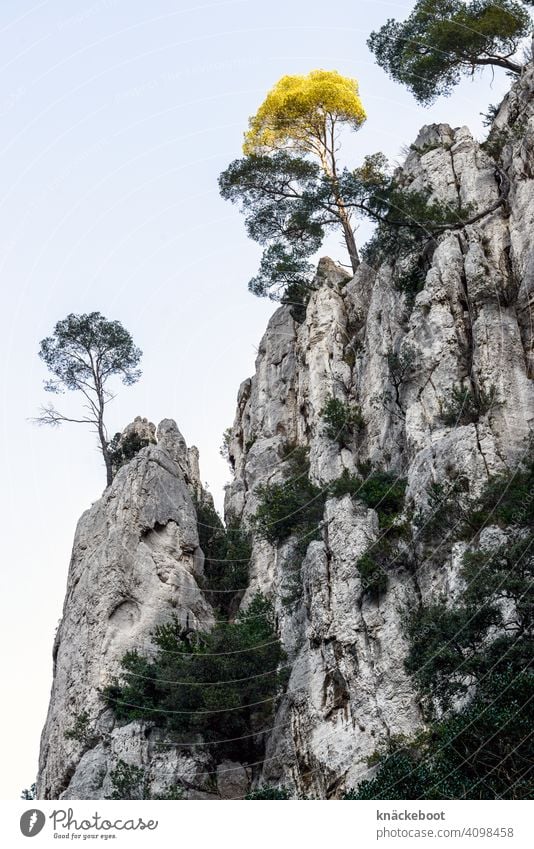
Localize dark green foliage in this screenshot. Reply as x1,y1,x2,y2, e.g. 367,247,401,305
357,454,534,798
219,153,325,251
345,154,475,273
320,396,365,446
105,760,150,800
351,670,533,799
245,786,292,799
194,499,252,614
347,748,432,799
280,277,315,323
413,479,468,543
481,103,500,127
220,140,485,302
357,472,407,521
414,455,534,543
220,427,233,467
105,760,184,800
461,534,534,632
108,431,156,477
356,552,388,596
21,784,36,800
464,456,534,534
38,312,142,393
64,710,92,745
356,523,413,597
104,594,287,762
252,449,325,544
253,478,325,545
388,347,416,388
482,117,529,160
393,263,427,310
368,1,529,106
248,243,316,305
36,311,142,486
441,383,498,426
328,469,407,526
404,601,500,709
219,154,333,301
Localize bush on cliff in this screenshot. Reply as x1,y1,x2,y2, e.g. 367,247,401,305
350,456,534,799
103,593,286,762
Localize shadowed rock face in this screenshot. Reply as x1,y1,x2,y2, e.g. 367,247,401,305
38,67,534,799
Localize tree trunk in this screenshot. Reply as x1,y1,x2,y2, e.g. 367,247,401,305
318,141,360,274
102,440,113,488
98,427,113,487
337,199,360,273
95,389,112,487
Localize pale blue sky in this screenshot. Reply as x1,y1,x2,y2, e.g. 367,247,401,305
0,0,512,797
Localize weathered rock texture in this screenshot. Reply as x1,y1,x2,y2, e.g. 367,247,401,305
38,67,534,799
37,420,215,800
224,66,534,797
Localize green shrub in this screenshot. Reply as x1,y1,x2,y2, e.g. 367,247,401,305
194,499,252,615
281,279,314,323
245,786,291,799
357,456,534,799
104,760,184,800
104,594,287,763
355,446,534,799
108,431,156,477
466,459,534,533
356,552,388,596
220,427,233,468
393,263,426,310
328,470,406,527
253,448,325,544
355,524,412,598
351,669,533,799
358,472,407,519
404,601,499,711
441,383,498,426
105,760,150,800
253,478,325,545
413,480,466,544
64,711,92,745
388,348,416,390
320,396,365,446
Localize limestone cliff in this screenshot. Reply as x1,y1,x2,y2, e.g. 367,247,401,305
37,66,534,799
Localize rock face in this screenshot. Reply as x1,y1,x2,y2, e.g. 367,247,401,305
37,67,534,799
224,66,534,797
37,420,215,800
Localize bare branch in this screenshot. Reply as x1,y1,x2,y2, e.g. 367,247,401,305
31,404,96,428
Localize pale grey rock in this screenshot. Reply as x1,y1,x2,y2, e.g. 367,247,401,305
119,416,156,446
37,420,215,800
224,67,534,797
39,66,534,801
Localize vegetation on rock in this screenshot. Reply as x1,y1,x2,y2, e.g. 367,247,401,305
104,594,287,763
34,312,142,486
351,455,534,799
320,396,365,446
107,430,156,478
368,0,531,106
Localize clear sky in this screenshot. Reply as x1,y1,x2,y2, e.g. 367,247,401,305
0,0,512,798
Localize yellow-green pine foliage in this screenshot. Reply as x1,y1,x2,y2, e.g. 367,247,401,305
243,69,366,157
